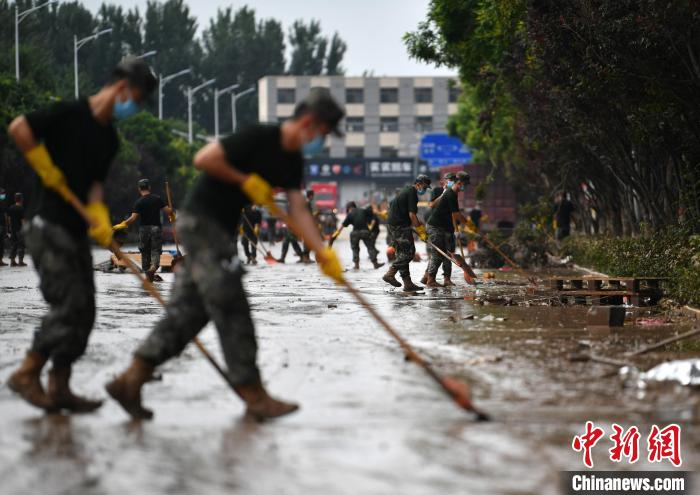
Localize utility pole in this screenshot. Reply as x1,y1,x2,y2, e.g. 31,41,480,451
158,68,191,120
15,1,58,81
187,79,215,143
231,87,255,133
213,83,239,140
74,28,112,99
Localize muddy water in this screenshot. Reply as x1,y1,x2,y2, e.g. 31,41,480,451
0,239,697,495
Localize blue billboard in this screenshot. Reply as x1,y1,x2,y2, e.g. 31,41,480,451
419,133,472,168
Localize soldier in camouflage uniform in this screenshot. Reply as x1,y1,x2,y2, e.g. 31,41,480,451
382,175,432,292
7,57,157,413
277,228,303,262
113,179,174,281
107,88,345,421
420,172,456,285
330,201,384,270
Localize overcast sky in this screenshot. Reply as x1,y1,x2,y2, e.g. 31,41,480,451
78,0,455,77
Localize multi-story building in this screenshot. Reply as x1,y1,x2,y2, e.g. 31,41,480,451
258,75,461,159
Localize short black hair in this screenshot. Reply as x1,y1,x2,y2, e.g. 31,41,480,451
293,88,345,137
138,178,151,190
346,201,357,210
110,57,158,98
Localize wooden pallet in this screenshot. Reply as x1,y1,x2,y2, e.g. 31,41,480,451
547,276,664,306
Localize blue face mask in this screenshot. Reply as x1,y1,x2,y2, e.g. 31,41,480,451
302,136,325,156
0,194,5,201
459,184,466,192
417,188,426,195
446,181,454,188
113,93,140,121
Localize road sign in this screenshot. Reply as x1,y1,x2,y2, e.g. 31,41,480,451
419,133,472,168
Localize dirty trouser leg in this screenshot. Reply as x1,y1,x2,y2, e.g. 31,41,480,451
138,226,152,273
136,216,260,385
0,226,6,260
427,225,450,277
26,219,96,367
442,231,455,278
361,230,378,262
250,234,258,260
149,226,163,271
241,236,252,259
387,225,415,278
349,230,362,263
10,232,25,260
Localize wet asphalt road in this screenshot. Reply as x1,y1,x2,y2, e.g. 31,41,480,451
0,237,698,495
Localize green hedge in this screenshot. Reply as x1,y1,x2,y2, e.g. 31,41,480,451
561,221,700,306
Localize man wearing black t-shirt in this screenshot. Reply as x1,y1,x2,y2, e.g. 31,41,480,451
107,88,345,421
7,193,27,266
240,204,263,264
330,201,384,270
425,172,470,288
382,175,431,291
420,173,456,285
7,57,157,413
113,179,174,280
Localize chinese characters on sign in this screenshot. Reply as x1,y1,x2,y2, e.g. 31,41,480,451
572,422,682,468
367,160,414,179
304,158,430,180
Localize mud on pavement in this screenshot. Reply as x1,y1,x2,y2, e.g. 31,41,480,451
0,239,698,495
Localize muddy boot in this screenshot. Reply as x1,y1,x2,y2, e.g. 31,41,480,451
420,272,428,284
152,274,164,282
146,265,157,282
401,275,423,292
372,260,385,269
7,351,52,410
10,258,18,267
106,357,155,420
0,259,6,267
252,258,258,265
382,266,402,288
353,261,360,270
275,257,286,263
48,366,103,413
234,380,299,420
442,276,456,287
18,257,27,267
426,274,443,288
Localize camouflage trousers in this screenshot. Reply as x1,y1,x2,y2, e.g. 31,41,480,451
280,230,302,260
25,217,95,366
386,225,415,278
241,232,258,260
350,230,378,263
426,225,455,278
136,214,260,386
9,230,25,261
138,225,163,273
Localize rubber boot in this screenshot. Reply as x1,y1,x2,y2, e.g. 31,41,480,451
425,274,444,288
234,379,299,420
18,257,27,267
401,275,423,292
146,265,157,282
353,261,360,270
420,272,428,284
442,276,456,287
372,260,385,269
47,366,103,413
7,351,53,410
276,257,286,263
10,258,18,267
105,357,155,420
382,266,402,288
0,258,6,267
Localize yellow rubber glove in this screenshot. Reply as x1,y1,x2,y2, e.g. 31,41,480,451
241,173,274,207
169,211,176,224
317,247,343,283
415,225,428,242
331,230,340,240
254,225,260,237
239,225,245,236
113,221,128,232
24,144,67,193
86,202,113,247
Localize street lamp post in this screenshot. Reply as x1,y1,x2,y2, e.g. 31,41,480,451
213,83,239,140
231,87,255,133
74,28,112,99
158,68,191,120
15,0,58,81
135,50,157,60
187,78,216,143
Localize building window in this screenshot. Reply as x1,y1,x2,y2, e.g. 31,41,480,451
449,85,461,103
346,147,364,158
277,88,296,104
415,116,433,132
380,117,398,132
346,88,364,103
380,88,398,103
414,87,433,103
345,117,364,133
380,147,398,158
